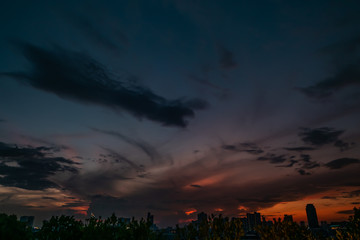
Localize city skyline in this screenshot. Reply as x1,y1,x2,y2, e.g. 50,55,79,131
1,0,360,227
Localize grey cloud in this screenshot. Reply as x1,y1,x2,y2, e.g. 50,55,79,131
0,141,79,190
325,158,360,169
2,43,207,128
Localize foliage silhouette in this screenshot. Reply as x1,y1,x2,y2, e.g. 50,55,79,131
255,217,318,240
175,214,244,240
35,213,163,240
336,207,360,240
0,213,33,240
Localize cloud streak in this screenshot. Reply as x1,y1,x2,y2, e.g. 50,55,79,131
91,128,162,164
325,158,360,170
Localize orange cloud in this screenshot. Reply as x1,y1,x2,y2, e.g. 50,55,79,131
185,209,197,215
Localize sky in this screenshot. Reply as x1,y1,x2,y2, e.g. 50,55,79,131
0,0,360,227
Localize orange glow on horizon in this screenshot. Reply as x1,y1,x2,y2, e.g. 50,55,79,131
258,188,359,223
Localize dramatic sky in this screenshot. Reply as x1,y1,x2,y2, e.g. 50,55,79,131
1,0,360,227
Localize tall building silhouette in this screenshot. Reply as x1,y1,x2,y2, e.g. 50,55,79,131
246,212,261,231
306,204,319,228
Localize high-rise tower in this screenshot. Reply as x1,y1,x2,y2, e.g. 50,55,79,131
306,204,319,228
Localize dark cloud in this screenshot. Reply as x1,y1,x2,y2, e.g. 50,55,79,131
325,158,360,170
257,153,287,164
217,44,237,69
0,141,79,190
351,202,360,205
300,35,360,99
222,142,263,155
334,140,355,152
2,43,207,127
277,153,319,174
91,128,162,164
299,154,320,170
343,190,360,198
190,184,202,188
42,196,57,200
337,209,354,214
297,169,311,176
298,127,344,146
321,196,337,200
284,147,316,152
61,201,88,208
277,159,298,168
0,118,5,123
298,64,360,99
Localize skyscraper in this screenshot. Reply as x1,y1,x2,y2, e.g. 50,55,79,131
247,212,261,231
306,204,319,228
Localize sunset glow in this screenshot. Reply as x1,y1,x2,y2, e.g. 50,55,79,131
0,0,359,228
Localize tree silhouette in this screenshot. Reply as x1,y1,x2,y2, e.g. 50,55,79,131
0,213,33,240
336,207,360,240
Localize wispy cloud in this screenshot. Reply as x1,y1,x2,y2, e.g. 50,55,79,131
325,158,360,170
91,128,163,164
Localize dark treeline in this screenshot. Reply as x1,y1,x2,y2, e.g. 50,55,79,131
0,208,359,240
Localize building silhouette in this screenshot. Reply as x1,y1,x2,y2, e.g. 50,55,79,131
246,212,261,231
20,216,34,228
306,204,319,228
